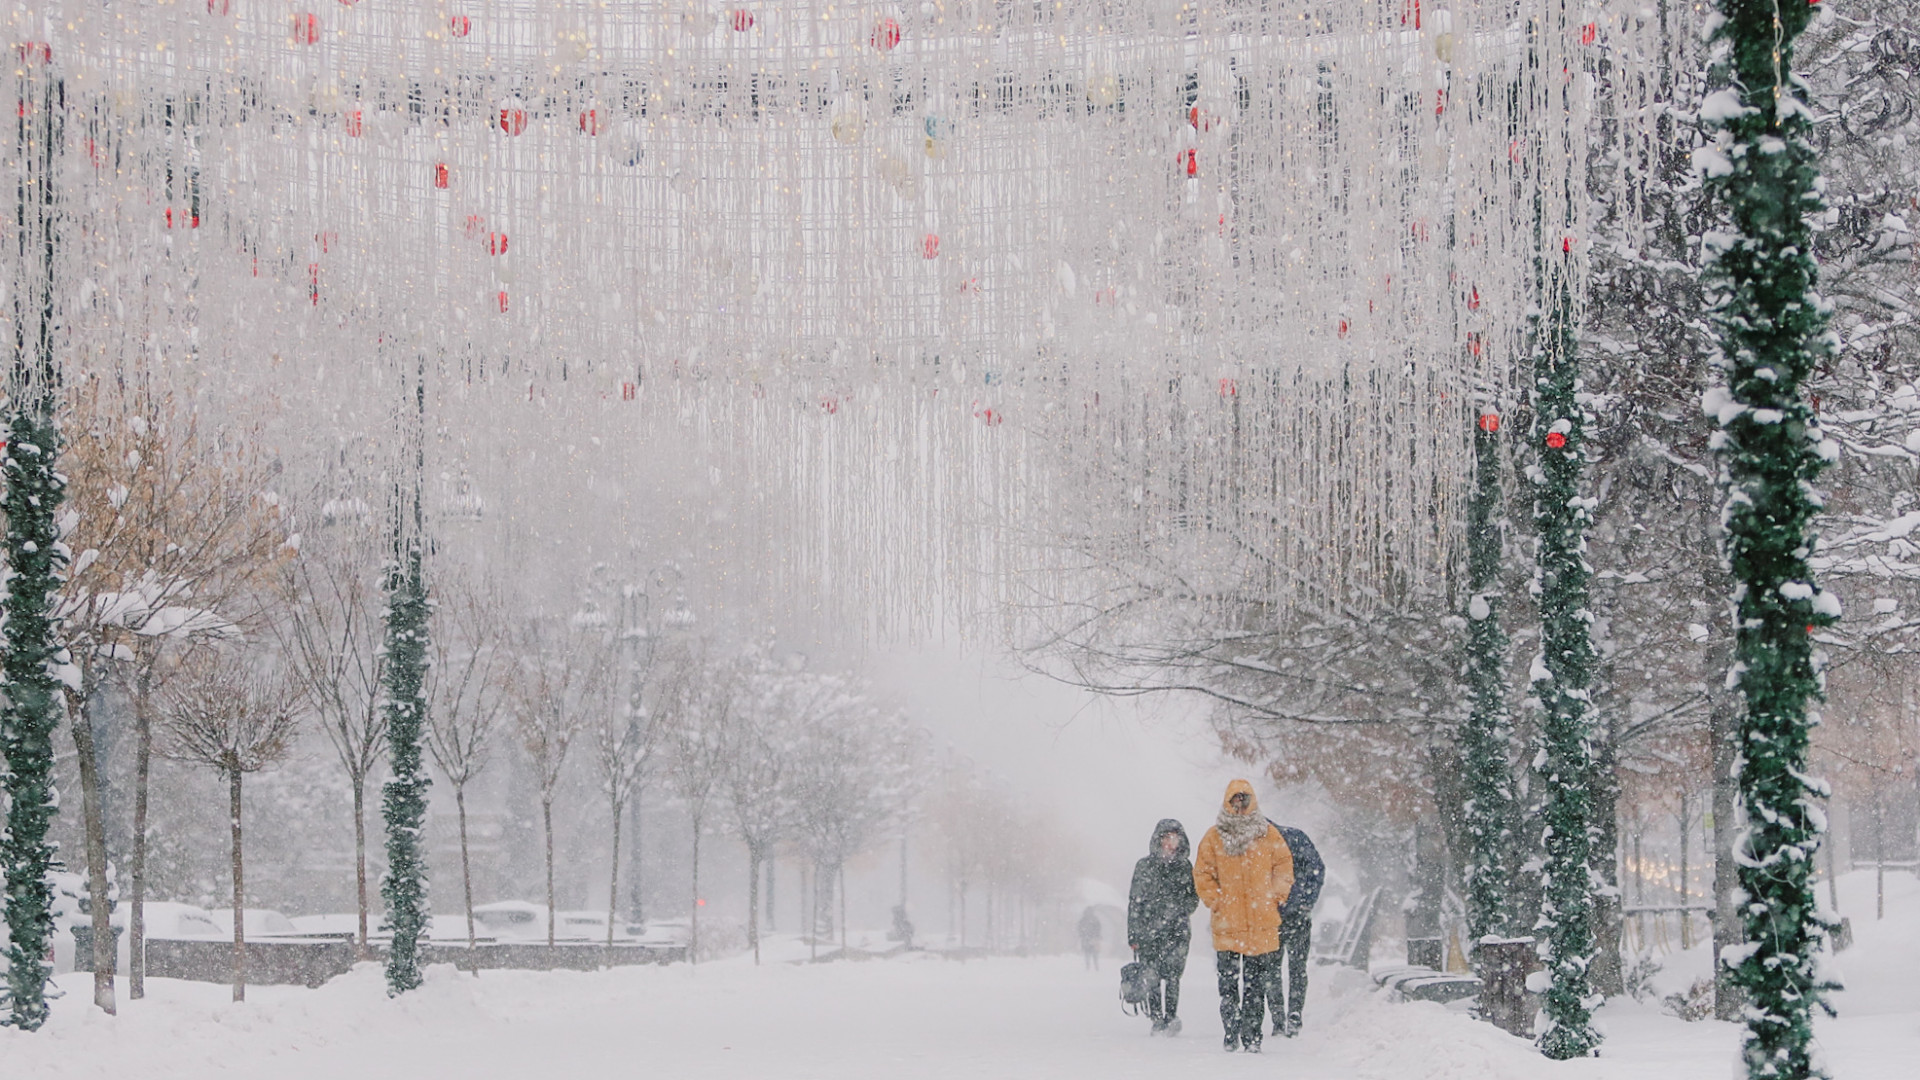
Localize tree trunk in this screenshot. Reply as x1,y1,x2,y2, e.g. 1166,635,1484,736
544,797,557,947
748,844,762,964
457,783,478,976
1678,796,1693,950
230,767,246,1003
68,688,117,1014
1708,646,1745,1020
352,772,370,957
839,862,848,955
689,818,702,965
130,657,157,999
627,791,645,924
766,852,776,932
1589,719,1624,997
607,795,623,949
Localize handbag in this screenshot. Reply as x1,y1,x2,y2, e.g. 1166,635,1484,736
1119,961,1156,1013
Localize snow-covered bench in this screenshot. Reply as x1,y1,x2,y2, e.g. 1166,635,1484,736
1370,963,1483,1004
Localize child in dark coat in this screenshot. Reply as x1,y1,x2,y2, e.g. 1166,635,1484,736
1128,819,1199,1035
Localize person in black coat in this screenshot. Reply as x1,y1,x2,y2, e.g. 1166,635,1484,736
1266,823,1324,1036
1128,819,1199,1035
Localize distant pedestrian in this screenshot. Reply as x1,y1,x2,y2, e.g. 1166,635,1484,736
1266,822,1323,1036
1078,906,1103,969
1194,780,1293,1053
1128,819,1198,1035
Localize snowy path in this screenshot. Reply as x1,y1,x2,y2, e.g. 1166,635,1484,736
6,893,1916,1080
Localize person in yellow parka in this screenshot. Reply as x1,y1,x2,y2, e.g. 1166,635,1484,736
1193,779,1294,1053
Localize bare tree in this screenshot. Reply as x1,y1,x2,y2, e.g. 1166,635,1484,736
59,381,290,1003
507,611,615,946
275,515,388,955
156,648,299,1002
785,673,921,957
590,588,666,948
725,653,797,964
424,574,510,969
659,643,735,965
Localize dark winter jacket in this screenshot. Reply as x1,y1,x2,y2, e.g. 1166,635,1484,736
1127,819,1199,952
1271,823,1324,924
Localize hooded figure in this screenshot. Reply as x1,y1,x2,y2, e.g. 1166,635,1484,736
1127,819,1197,1035
1193,780,1294,1052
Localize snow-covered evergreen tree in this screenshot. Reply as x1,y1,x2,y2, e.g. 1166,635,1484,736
1698,1,1842,1076
379,533,431,995
2,63,68,1032
1530,211,1603,1064
1460,410,1518,944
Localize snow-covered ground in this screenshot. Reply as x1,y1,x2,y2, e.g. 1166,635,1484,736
6,871,1914,1079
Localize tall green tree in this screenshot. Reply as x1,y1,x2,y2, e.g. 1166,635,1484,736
2,61,67,1032
1531,236,1603,1061
1699,1,1840,1076
380,370,432,995
1459,410,1517,945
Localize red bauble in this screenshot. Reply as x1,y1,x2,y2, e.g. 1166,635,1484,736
922,234,940,259
820,395,841,415
1178,148,1197,177
1337,318,1349,338
870,18,901,50
486,232,509,256
449,15,471,37
434,162,450,189
1218,378,1237,398
1467,286,1481,311
1580,22,1597,45
207,0,232,15
1545,431,1568,449
730,10,755,31
499,108,528,136
344,109,363,137
292,13,320,44
497,290,510,313
1478,413,1500,433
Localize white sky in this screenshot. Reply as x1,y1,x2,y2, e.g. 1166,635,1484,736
872,643,1249,896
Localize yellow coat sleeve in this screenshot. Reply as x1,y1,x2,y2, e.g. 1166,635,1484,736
1193,832,1223,912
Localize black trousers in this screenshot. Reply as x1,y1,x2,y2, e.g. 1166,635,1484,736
1267,916,1312,1028
1216,949,1280,1047
1137,941,1188,1023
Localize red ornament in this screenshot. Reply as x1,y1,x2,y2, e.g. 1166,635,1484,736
870,18,901,50
1545,431,1568,449
1337,318,1349,338
973,402,1003,426
1435,88,1446,116
292,13,320,44
1218,378,1237,398
922,234,940,259
15,42,52,64
498,107,528,136
344,108,363,137
1179,148,1198,178
820,394,841,415
1467,286,1481,311
1478,413,1500,433
464,214,485,237
578,109,604,135
207,0,232,15
1562,235,1574,253
315,230,338,253
449,14,471,37
486,232,509,256
621,382,638,401
1580,22,1597,45
730,9,755,31
338,0,361,5
1188,105,1218,132
1468,333,1483,357
497,290,510,313
433,162,450,189
1402,0,1422,30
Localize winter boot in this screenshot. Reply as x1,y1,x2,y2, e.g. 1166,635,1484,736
1150,1018,1167,1035
1223,1036,1238,1052
1165,1017,1182,1036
